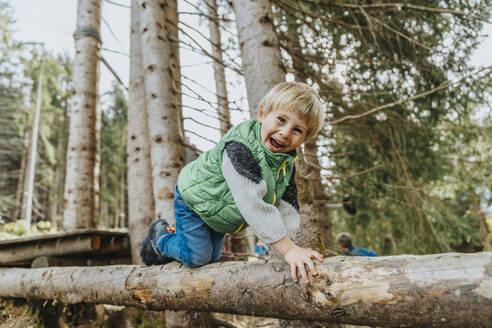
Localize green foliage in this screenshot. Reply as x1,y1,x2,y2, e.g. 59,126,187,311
100,82,128,228
0,1,26,218
274,0,492,254
0,0,72,222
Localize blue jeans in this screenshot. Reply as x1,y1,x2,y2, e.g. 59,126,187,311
156,187,226,267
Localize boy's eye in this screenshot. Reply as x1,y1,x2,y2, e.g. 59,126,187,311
277,117,286,123
294,128,304,134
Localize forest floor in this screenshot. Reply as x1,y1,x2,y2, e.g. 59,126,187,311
0,298,37,328
0,297,285,328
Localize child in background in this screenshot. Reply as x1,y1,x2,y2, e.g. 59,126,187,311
141,82,325,283
337,233,379,257
254,240,268,258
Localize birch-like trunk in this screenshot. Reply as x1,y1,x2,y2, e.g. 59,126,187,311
233,0,285,117
13,127,30,220
22,58,45,232
1,253,491,327
127,0,155,264
93,101,101,226
56,102,69,229
165,0,184,142
63,0,101,229
138,0,185,222
207,0,232,136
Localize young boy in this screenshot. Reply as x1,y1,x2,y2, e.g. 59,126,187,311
140,82,325,283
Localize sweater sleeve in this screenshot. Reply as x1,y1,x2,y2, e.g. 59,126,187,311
221,142,287,244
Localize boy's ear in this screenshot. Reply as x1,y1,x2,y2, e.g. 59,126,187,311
257,105,264,123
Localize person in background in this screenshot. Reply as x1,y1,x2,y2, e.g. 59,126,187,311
337,232,379,257
254,240,268,257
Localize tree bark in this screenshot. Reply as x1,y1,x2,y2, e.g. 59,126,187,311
54,100,69,229
233,0,285,117
63,0,101,230
207,0,232,136
93,101,101,226
1,253,491,327
165,0,184,143
138,0,185,221
48,114,67,226
118,160,126,228
14,125,30,221
127,0,155,265
286,16,332,251
302,140,332,249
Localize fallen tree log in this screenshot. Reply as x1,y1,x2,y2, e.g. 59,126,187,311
0,253,491,327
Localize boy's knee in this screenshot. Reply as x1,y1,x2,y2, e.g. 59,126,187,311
183,249,212,267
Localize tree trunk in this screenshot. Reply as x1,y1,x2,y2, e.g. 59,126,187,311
471,192,492,251
165,0,184,143
93,102,101,227
48,117,66,226
13,126,30,221
233,0,285,117
21,58,45,232
303,140,332,249
118,159,126,228
138,0,185,222
127,0,155,264
63,0,101,230
54,100,69,229
138,1,198,326
286,16,332,251
1,253,491,327
207,0,232,136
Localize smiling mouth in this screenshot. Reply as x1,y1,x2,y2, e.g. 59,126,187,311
270,138,285,150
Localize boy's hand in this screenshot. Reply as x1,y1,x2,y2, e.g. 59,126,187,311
271,236,324,283
283,245,323,283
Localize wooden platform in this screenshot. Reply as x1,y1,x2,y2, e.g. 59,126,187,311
0,229,131,268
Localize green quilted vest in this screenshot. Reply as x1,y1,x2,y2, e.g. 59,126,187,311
177,120,297,233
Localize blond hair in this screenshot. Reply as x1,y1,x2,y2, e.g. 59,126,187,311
259,82,325,140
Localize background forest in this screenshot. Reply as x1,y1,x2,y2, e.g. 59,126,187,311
1,0,492,260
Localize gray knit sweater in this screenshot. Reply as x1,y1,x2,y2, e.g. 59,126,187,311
221,141,300,244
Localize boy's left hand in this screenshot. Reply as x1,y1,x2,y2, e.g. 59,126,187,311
283,245,324,283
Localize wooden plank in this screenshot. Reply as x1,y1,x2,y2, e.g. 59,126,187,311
0,235,98,264
0,230,130,266
0,229,127,246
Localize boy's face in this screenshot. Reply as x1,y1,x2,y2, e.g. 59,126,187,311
258,107,308,153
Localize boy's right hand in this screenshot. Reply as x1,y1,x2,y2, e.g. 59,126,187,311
283,245,324,283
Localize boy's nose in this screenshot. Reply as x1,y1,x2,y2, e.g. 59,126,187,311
279,128,291,140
